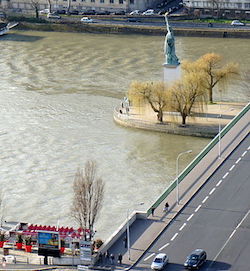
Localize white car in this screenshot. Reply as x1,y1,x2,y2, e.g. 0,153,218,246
129,10,140,15
142,9,154,15
47,13,61,19
39,9,49,14
80,17,94,23
151,253,169,270
231,20,245,26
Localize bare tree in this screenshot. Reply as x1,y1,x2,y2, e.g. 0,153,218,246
47,0,52,13
71,160,104,240
170,73,207,126
30,0,40,18
209,0,222,18
128,81,171,122
182,53,239,103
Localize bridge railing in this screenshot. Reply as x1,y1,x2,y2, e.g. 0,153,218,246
147,103,250,216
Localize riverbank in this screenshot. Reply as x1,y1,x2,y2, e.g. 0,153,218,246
113,102,246,138
15,21,250,38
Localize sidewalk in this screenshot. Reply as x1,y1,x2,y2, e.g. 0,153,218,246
107,102,249,271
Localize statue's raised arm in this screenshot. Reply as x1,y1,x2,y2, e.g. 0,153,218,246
164,13,180,66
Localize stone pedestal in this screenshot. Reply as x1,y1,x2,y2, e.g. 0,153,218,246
163,63,181,86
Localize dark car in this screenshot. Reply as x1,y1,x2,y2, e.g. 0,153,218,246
184,249,206,269
96,10,110,15
80,10,96,15
127,17,141,23
113,10,126,15
56,10,66,14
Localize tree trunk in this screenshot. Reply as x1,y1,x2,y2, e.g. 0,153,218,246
208,87,213,103
181,113,186,126
157,110,163,122
35,8,39,18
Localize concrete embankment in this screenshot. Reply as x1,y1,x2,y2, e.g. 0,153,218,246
16,21,250,38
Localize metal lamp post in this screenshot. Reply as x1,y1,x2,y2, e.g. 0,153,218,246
127,202,144,261
176,150,192,205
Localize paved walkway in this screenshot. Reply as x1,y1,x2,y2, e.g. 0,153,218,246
114,102,245,138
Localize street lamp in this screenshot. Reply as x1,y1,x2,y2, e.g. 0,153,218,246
176,150,192,205
127,202,144,261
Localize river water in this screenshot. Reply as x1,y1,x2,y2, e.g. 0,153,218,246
0,30,249,240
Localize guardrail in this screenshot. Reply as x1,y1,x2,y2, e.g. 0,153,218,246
146,103,250,216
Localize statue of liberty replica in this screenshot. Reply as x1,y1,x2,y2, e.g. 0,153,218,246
164,13,180,65
163,13,181,83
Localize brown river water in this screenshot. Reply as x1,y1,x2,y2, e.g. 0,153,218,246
0,30,249,240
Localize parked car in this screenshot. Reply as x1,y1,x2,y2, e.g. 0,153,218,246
184,249,207,269
231,20,245,26
80,17,94,23
95,10,110,15
129,9,140,15
80,10,96,15
47,13,61,19
127,17,141,23
113,10,125,15
39,9,49,14
70,10,79,15
142,9,155,15
151,253,169,270
56,10,66,14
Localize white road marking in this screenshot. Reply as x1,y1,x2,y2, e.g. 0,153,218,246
171,233,178,241
209,209,250,268
216,180,223,187
144,253,155,261
242,151,247,157
195,205,202,212
222,172,229,179
179,223,186,231
229,165,235,171
202,196,209,203
209,188,216,195
236,157,241,164
248,146,250,150
187,214,194,221
159,243,169,251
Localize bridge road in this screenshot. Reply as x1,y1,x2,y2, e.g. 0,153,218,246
135,133,250,271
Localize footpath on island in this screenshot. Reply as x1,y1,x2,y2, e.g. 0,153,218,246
113,102,246,138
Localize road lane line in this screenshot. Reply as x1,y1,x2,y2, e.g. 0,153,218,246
242,150,247,157
248,146,250,150
195,205,202,212
216,180,222,187
171,233,178,241
209,188,216,195
144,253,155,261
229,165,235,171
222,172,229,179
187,214,194,221
159,243,169,251
179,223,186,231
208,209,250,269
202,196,209,203
236,157,241,164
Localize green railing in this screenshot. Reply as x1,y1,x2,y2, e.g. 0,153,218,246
147,103,250,216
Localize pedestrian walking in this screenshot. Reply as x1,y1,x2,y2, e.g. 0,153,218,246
163,202,169,212
110,253,115,264
105,250,110,264
98,252,103,264
123,236,127,248
151,207,156,216
118,253,123,264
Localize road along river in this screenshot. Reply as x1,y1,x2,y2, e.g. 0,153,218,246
0,30,249,240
